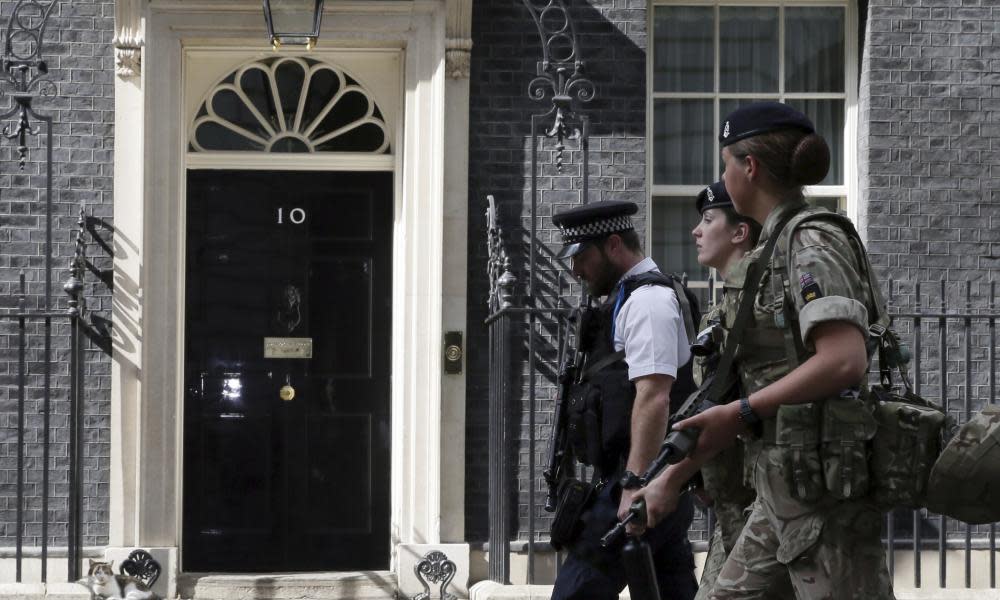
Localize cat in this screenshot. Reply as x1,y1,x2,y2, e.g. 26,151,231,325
81,559,160,600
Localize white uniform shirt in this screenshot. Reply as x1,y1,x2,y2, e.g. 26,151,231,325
611,257,692,381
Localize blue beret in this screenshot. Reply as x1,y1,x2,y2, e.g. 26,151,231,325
696,181,732,214
719,101,815,147
552,201,638,259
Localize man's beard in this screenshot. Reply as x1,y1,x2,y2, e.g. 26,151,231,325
586,253,621,297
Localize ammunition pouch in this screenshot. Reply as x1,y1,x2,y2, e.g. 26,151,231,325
774,403,824,503
821,390,878,501
550,477,596,549
567,383,604,468
566,363,633,471
869,386,951,509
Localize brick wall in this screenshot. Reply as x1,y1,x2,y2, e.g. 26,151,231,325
465,0,714,544
860,0,1000,288
0,0,114,548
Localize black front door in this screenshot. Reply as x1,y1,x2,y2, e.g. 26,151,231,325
183,170,392,572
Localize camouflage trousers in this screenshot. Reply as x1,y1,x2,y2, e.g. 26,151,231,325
709,446,895,600
695,500,792,600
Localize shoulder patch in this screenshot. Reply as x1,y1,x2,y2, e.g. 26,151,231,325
799,272,823,304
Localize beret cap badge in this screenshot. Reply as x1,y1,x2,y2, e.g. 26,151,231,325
696,180,733,214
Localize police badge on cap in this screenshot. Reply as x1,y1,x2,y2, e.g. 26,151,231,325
552,201,638,259
719,101,815,147
696,181,733,214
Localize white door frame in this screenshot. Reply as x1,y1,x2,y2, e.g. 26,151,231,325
110,2,465,591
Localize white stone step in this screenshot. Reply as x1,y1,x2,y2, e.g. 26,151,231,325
177,571,397,600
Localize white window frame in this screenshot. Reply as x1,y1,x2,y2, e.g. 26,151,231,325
646,0,859,289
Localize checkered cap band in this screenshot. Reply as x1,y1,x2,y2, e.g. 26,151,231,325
559,215,634,244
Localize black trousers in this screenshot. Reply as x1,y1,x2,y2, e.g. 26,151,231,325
551,483,698,600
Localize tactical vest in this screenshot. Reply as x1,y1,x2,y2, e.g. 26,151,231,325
568,271,699,476
695,302,756,512
724,202,885,502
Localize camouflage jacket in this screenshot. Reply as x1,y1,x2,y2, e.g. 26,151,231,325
721,198,885,398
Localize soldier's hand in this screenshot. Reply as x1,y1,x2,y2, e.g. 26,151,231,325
672,402,742,463
627,479,679,535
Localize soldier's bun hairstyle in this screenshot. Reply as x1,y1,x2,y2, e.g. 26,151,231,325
790,133,830,186
729,129,831,191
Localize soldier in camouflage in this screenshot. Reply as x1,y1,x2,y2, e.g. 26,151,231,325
687,181,792,600
631,102,895,599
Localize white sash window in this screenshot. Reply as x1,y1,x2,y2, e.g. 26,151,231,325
649,1,857,289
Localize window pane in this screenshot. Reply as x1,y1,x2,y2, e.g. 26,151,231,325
806,196,846,214
720,7,778,93
787,99,844,185
653,6,714,93
653,99,715,185
785,7,845,93
652,196,703,280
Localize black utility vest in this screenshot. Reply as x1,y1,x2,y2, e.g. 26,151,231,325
574,271,699,476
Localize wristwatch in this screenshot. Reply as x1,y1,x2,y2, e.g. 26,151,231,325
618,470,643,490
737,396,763,438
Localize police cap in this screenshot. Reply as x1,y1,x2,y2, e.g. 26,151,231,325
696,181,732,214
552,200,638,259
719,101,815,147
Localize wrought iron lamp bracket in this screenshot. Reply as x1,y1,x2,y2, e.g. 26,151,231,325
1,0,57,169
521,0,594,171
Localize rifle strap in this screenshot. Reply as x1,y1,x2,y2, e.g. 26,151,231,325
705,208,803,402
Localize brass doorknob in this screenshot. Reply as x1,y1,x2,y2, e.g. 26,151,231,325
279,385,296,401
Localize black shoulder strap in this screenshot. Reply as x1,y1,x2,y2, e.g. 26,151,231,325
583,272,699,380
706,208,803,402
618,272,699,343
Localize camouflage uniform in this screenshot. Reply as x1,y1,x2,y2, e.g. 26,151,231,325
693,274,792,600
709,199,895,600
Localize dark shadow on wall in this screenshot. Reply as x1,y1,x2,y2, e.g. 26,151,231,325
466,0,648,543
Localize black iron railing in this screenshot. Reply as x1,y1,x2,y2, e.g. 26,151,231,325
0,0,96,583
882,279,998,589
484,0,594,584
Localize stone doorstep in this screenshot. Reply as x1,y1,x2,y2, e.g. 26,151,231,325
0,583,91,600
468,581,1000,600
177,571,398,599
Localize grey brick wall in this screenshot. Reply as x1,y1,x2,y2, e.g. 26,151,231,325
0,0,114,548
466,0,713,544
860,0,1000,286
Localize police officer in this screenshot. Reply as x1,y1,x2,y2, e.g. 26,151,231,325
549,200,698,600
630,103,894,599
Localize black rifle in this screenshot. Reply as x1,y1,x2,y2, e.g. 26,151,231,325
543,296,593,513
601,367,738,547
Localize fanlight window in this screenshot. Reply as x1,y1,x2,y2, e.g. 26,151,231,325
190,57,390,154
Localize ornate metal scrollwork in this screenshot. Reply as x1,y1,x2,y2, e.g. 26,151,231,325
486,195,517,312
1,0,57,169
412,550,457,600
521,0,595,172
119,549,162,588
